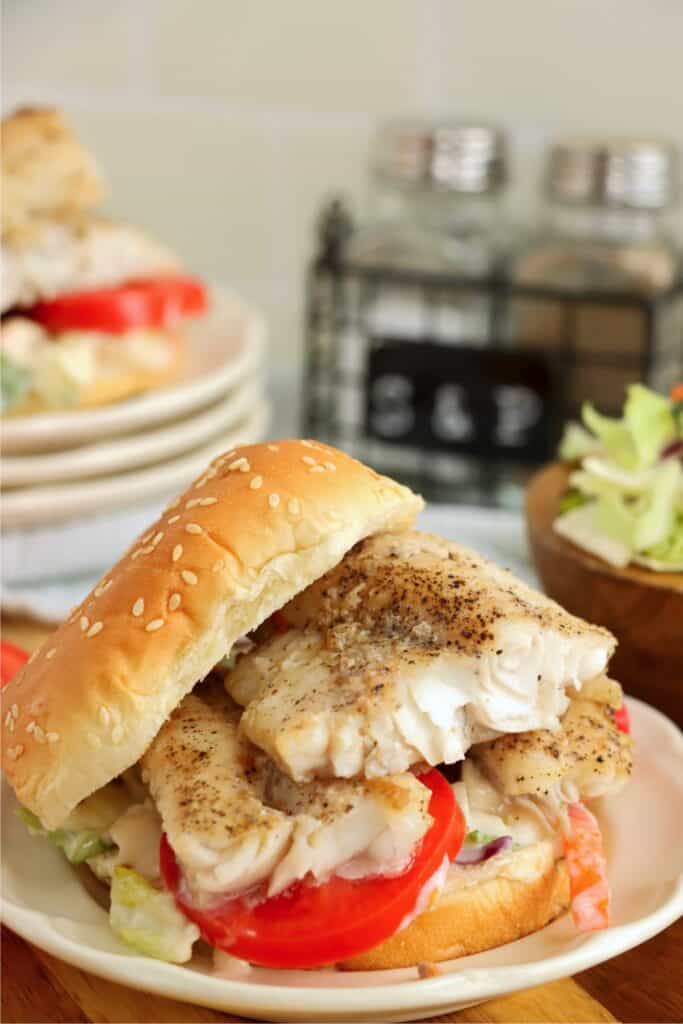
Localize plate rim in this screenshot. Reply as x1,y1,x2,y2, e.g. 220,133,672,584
2,697,682,1019
1,402,270,529
2,378,264,487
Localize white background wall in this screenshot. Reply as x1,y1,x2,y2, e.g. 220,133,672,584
4,0,683,382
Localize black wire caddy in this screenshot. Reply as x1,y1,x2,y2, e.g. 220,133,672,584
303,199,683,507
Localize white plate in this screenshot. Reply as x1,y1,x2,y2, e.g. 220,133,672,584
2,378,264,488
1,402,269,528
1,287,265,454
2,698,681,1023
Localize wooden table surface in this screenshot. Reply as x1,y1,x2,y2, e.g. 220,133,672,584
3,614,682,1024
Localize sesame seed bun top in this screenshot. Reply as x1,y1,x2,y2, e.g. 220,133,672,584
2,440,423,828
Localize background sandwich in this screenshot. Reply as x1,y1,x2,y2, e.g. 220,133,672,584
1,107,206,415
2,441,632,970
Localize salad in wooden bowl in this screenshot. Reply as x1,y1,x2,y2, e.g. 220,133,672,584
527,384,683,724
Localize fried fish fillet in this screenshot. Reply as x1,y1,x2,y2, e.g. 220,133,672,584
470,690,632,801
1,215,178,312
141,686,431,903
226,531,615,782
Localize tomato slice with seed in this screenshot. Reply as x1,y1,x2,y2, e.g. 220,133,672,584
27,276,207,334
613,701,630,734
160,768,464,968
1,641,29,689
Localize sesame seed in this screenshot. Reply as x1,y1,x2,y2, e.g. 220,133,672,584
87,733,102,749
167,515,181,524
302,455,316,466
132,598,145,617
172,545,183,562
131,549,145,560
112,725,124,743
199,497,217,506
145,618,165,632
99,706,111,726
7,745,23,760
166,497,181,510
152,531,164,546
27,650,38,665
11,704,19,719
86,622,103,638
324,461,337,472
250,475,263,490
268,493,280,508
94,579,111,597
142,531,154,544
5,713,12,728
206,466,218,479
26,721,35,733
141,544,155,555
267,444,279,452
301,440,315,448
181,570,198,586
46,732,59,743
310,465,325,473
46,648,56,659
212,559,225,573
168,593,182,611
185,523,202,534
228,458,248,471
34,726,46,744
80,616,89,632
186,498,201,509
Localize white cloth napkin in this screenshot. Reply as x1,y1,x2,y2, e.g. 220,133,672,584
1,503,535,624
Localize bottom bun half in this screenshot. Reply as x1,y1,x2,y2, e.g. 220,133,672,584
342,841,569,970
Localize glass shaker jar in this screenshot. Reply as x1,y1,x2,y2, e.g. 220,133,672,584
510,137,683,410
347,119,507,353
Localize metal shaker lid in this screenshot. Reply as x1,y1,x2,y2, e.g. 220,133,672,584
373,120,506,194
547,137,679,209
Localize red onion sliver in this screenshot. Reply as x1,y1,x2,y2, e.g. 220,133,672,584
455,835,512,865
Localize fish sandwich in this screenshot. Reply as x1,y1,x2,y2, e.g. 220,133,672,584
2,441,632,970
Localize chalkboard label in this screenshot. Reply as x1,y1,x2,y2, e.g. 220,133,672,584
365,340,560,462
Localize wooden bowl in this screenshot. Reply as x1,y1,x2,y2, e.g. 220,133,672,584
526,462,683,726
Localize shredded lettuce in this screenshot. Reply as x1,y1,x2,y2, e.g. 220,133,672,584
18,807,114,864
623,384,677,469
556,384,683,571
0,352,32,412
110,866,199,963
558,422,601,462
558,489,587,514
464,829,498,846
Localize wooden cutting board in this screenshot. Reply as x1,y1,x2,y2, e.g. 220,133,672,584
3,615,681,1024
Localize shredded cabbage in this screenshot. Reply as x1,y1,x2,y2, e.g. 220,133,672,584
556,384,683,571
110,866,199,963
18,807,114,864
0,352,32,412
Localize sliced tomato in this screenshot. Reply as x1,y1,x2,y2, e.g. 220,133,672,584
1,641,29,688
160,768,464,968
613,701,630,734
27,276,207,335
563,802,610,931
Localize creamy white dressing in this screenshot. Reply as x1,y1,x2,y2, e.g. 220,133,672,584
89,801,163,883
396,854,450,933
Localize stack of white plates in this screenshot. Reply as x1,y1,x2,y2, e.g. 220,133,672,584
1,287,269,598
